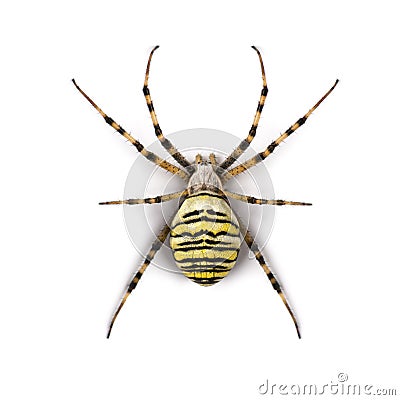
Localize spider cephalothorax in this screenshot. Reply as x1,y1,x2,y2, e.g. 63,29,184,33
73,46,338,339
187,154,224,194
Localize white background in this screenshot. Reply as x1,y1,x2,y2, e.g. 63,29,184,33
1,1,400,399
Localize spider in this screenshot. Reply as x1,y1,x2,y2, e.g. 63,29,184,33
72,46,338,339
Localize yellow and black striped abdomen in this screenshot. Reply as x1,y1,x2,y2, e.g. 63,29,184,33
170,191,241,286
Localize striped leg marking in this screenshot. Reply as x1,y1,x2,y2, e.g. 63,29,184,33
224,79,339,180
239,223,301,339
224,190,312,206
219,46,268,170
143,46,191,169
72,79,189,181
107,223,171,338
99,189,187,205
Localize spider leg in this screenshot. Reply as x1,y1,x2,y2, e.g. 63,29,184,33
107,223,171,338
223,79,339,181
72,79,189,181
219,46,268,170
224,190,311,206
99,189,187,205
143,46,191,169
239,221,301,339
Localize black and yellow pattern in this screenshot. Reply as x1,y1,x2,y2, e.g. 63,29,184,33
170,191,241,286
224,190,312,206
106,223,171,339
143,46,191,170
239,221,301,339
71,79,189,181
73,46,338,339
219,46,268,170
223,79,339,180
99,189,187,206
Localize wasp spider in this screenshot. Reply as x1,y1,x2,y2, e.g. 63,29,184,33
73,46,338,338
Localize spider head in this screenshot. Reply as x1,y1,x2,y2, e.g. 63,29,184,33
187,154,223,194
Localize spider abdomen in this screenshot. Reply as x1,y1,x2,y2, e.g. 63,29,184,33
170,191,241,286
